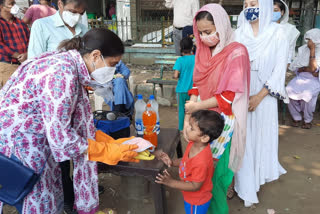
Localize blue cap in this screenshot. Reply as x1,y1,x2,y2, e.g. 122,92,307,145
149,95,155,100
137,94,143,99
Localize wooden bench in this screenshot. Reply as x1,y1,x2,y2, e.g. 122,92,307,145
146,55,179,94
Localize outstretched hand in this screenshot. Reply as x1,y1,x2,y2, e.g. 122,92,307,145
154,150,172,167
88,139,139,165
155,169,174,186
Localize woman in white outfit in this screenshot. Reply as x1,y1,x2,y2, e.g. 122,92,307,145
234,0,289,207
273,0,300,64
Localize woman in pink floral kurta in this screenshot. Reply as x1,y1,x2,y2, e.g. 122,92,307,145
0,28,135,214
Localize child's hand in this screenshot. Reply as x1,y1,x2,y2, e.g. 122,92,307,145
160,153,173,167
154,150,172,167
155,169,174,186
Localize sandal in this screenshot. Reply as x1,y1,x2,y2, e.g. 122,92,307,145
292,120,301,127
301,122,312,129
227,186,235,200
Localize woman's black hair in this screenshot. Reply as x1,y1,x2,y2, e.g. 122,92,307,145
58,28,124,57
60,0,87,8
180,37,194,54
274,0,286,13
195,11,215,25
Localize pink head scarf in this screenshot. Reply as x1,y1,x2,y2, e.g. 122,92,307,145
193,4,234,57
193,4,251,172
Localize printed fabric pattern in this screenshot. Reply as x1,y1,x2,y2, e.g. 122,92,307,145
0,50,98,214
210,113,235,159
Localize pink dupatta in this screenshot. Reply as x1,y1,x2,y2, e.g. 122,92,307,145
193,4,250,172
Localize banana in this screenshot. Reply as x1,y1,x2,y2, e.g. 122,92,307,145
140,150,150,156
134,150,155,160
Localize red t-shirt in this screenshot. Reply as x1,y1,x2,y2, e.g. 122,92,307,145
179,142,214,205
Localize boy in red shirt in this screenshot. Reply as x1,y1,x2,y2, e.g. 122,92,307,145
155,110,224,214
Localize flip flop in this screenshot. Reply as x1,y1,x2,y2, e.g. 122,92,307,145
292,120,301,127
301,122,312,129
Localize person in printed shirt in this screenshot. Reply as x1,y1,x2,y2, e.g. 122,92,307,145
0,0,29,88
0,28,138,214
23,0,57,26
155,110,224,214
27,0,88,211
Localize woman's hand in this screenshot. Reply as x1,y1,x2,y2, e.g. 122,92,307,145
307,39,316,51
17,53,27,63
248,94,263,112
88,139,139,165
185,101,199,114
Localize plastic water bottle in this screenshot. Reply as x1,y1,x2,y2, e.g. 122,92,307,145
142,103,158,150
134,94,146,136
147,95,160,134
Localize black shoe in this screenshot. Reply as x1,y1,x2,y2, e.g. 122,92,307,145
63,203,78,214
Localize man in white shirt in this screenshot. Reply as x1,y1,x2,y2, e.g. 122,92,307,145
165,0,199,55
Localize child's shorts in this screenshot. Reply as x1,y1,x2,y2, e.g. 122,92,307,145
184,200,210,214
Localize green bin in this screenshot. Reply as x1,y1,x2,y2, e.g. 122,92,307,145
87,13,96,19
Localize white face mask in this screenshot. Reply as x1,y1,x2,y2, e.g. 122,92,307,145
90,56,116,84
62,11,81,27
10,4,20,15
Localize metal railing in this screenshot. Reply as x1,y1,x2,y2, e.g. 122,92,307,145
89,17,173,46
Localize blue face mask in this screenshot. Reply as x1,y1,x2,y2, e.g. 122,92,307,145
244,7,260,22
272,11,282,22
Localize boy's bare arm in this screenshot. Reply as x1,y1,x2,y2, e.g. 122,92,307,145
172,158,182,167
155,170,203,192
173,70,180,79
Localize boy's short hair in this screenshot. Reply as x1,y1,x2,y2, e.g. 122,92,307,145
191,110,225,143
180,37,193,54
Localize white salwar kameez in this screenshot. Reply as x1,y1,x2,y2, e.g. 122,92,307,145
278,0,300,63
234,59,287,205
234,0,289,206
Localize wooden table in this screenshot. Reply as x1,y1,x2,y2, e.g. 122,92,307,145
98,128,182,214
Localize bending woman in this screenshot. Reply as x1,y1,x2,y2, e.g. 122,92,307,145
0,28,138,214
184,4,250,214
235,0,289,207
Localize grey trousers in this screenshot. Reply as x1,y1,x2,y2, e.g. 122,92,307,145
173,28,183,56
